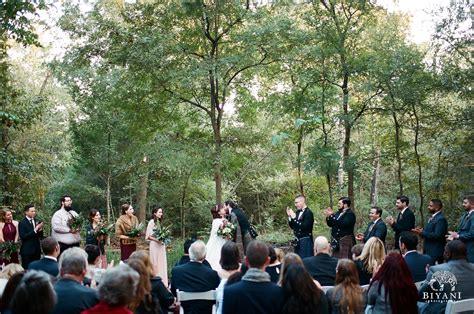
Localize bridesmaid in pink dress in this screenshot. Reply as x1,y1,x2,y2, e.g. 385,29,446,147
146,206,168,287
0,209,20,265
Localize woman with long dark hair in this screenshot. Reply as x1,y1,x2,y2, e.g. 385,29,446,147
367,252,418,314
85,209,107,268
327,259,365,314
280,264,328,314
146,205,168,286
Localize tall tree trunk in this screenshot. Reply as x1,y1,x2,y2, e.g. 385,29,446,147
434,150,442,196
370,147,381,206
106,173,112,223
1,123,9,206
412,103,424,226
297,126,304,196
392,110,403,195
342,73,354,206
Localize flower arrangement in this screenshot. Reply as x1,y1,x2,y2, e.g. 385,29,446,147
216,219,236,240
68,214,85,231
0,241,19,260
126,222,144,238
153,225,172,245
91,222,115,240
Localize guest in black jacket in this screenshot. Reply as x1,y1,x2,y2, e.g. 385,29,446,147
324,197,356,259
412,199,448,264
356,206,387,244
171,240,219,314
386,195,415,250
287,195,314,259
223,240,285,314
399,232,432,282
28,237,60,277
302,236,338,286
18,204,44,269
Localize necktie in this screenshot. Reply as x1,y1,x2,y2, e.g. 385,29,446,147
29,219,34,228
368,222,375,233
428,215,433,223
397,212,402,222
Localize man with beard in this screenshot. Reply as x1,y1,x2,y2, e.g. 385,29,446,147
51,195,81,254
324,197,356,259
447,195,474,263
386,195,415,250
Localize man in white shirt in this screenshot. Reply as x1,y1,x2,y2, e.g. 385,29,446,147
51,195,81,254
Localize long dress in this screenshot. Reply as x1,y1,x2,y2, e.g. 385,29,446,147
206,218,226,272
0,222,19,265
146,219,168,287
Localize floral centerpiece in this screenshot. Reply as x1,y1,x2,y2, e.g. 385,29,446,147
0,241,19,260
216,219,236,241
153,225,172,245
68,214,85,231
126,222,144,238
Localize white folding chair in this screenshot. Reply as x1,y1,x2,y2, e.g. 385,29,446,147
176,289,217,314
320,286,334,293
445,298,474,314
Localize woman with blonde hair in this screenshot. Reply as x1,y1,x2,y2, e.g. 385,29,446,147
327,259,365,314
355,237,385,285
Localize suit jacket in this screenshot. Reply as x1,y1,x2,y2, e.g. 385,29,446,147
419,259,474,314
302,253,338,286
231,208,251,234
404,251,432,282
363,219,387,243
28,256,59,277
289,207,314,239
51,278,99,314
223,278,285,314
458,211,474,263
421,211,448,260
18,217,43,256
326,208,356,241
171,261,220,314
391,208,415,249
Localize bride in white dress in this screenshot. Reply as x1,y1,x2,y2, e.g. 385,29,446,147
206,205,228,272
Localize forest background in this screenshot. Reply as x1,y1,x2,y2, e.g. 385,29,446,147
1,0,472,254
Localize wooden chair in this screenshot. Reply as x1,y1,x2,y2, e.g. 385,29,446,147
176,289,217,314
444,298,474,314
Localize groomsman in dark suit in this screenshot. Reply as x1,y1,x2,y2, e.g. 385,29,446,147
399,232,433,282
412,199,448,264
447,195,474,263
225,200,253,258
356,206,387,244
386,195,415,250
325,197,356,259
287,195,314,258
18,204,44,269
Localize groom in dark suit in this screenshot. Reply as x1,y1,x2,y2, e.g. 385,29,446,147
356,206,387,244
18,204,44,269
386,195,415,250
225,200,252,257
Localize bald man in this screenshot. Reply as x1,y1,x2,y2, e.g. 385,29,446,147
302,236,338,286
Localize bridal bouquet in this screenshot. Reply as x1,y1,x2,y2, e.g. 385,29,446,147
126,222,144,238
68,214,85,231
153,225,172,245
92,222,115,240
217,220,236,240
0,241,18,260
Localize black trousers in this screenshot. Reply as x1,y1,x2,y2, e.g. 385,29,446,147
21,253,40,269
58,241,80,257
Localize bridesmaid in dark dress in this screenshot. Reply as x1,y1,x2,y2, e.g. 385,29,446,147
0,209,20,265
85,209,107,268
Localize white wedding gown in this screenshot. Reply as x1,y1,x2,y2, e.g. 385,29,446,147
206,218,226,272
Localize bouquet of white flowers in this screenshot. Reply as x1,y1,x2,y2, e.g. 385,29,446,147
216,219,236,241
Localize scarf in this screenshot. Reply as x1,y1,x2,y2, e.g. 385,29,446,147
242,268,271,283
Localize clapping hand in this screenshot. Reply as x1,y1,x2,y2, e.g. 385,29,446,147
286,207,296,219
35,222,44,232
355,233,364,241
385,216,395,225
411,227,423,235
324,207,333,217
446,231,458,241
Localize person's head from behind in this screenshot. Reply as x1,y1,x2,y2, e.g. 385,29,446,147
268,245,277,264
399,231,417,254
314,236,330,255
0,263,24,280
280,264,322,307
59,247,88,279
351,244,364,260
189,240,207,262
220,241,241,271
274,248,285,263
129,250,154,276
98,264,139,308
359,237,385,273
41,237,60,258
183,239,194,255
10,270,56,314
335,259,359,285
84,244,101,265
245,240,269,269
0,271,25,311
444,240,467,262
279,252,303,284
126,259,152,312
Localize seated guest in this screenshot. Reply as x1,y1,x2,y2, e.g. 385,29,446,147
84,244,105,285
0,271,25,312
265,245,281,283
9,270,56,314
83,264,139,314
327,259,365,314
216,241,241,314
129,251,175,314
399,231,432,282
50,247,99,314
127,259,159,314
355,237,385,285
367,252,418,314
351,243,364,261
419,240,474,314
28,237,60,277
175,238,212,268
281,264,328,314
0,263,23,296
223,240,285,314
303,236,338,286
171,240,219,314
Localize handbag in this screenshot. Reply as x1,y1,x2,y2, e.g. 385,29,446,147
330,238,340,251
248,224,258,239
